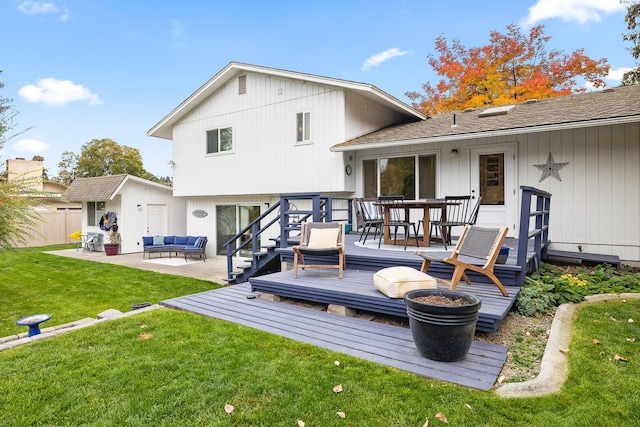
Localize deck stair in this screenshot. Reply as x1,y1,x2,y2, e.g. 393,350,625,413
161,283,508,390
250,269,519,333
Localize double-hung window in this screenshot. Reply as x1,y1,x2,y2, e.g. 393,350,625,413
296,112,310,142
206,127,233,154
87,201,105,226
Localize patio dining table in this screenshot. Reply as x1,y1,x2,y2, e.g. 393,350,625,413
374,199,453,247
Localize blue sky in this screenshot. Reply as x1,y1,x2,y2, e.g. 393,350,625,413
0,0,635,179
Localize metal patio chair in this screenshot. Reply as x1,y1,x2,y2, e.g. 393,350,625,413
430,195,471,246
377,195,419,251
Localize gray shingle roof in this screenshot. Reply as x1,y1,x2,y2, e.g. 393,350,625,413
63,174,128,202
334,84,640,149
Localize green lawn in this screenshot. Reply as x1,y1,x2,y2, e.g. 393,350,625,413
0,245,218,336
1,246,639,426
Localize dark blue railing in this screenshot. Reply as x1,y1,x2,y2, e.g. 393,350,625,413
224,193,352,282
516,186,552,284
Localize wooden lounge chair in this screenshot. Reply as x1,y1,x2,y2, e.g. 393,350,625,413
293,222,346,279
415,224,509,296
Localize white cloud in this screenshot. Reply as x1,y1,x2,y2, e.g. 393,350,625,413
13,138,50,153
16,1,70,21
362,48,410,72
523,0,625,26
606,66,634,81
171,19,185,38
18,78,102,106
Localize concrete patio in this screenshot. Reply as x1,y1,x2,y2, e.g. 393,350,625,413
47,248,232,284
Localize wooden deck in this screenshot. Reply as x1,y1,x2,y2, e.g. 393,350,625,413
250,269,519,333
161,283,508,390
277,233,527,287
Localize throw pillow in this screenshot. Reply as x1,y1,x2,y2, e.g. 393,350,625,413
194,237,203,248
142,236,153,246
153,236,164,246
307,227,340,249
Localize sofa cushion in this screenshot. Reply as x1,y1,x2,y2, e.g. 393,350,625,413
163,236,176,245
373,266,437,298
187,236,198,245
174,236,188,245
143,236,153,246
153,236,165,246
307,228,340,249
193,237,202,248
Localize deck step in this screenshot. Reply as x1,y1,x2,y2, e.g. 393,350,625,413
545,249,621,269
161,283,508,390
250,269,519,333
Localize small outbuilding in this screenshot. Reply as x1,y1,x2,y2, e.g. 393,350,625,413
63,174,186,254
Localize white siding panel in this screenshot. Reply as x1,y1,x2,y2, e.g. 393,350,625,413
345,91,405,139
173,73,348,197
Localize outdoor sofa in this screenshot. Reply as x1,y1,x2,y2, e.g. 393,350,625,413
142,235,208,261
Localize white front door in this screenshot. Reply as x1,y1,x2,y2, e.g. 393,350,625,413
470,144,518,236
147,204,167,236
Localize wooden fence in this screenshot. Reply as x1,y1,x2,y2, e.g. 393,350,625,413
14,209,82,248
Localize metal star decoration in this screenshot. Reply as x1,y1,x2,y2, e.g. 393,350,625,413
534,152,568,182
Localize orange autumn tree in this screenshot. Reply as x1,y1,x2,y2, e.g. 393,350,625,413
406,24,610,115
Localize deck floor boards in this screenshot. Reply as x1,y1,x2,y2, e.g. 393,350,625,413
161,283,508,390
250,269,519,333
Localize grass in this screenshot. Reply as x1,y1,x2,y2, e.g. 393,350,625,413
1,246,640,426
0,245,218,336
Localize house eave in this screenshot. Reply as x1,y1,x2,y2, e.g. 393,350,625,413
330,115,640,152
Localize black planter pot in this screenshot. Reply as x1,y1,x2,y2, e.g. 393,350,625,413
404,289,482,362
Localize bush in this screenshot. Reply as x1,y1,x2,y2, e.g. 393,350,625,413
516,276,557,316
516,262,640,316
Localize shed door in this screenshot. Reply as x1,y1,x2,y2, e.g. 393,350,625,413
470,144,517,236
147,204,167,235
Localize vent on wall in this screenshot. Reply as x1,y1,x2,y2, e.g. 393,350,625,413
238,75,246,95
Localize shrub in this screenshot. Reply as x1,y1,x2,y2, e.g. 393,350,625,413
516,263,640,316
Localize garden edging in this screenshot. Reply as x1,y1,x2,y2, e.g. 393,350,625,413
497,293,640,398
0,304,162,352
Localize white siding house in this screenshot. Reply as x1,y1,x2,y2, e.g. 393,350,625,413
148,62,425,256
149,62,640,262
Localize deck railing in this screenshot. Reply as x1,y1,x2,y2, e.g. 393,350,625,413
225,193,352,282
516,186,552,284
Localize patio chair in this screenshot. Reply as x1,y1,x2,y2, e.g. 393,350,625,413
466,196,482,226
430,195,471,246
377,195,419,250
357,198,384,244
415,224,509,296
293,222,346,279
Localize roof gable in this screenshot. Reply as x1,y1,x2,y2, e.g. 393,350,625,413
63,174,172,202
147,62,426,140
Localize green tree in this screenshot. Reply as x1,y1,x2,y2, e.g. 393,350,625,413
0,71,49,250
622,5,640,85
54,151,79,186
74,138,147,178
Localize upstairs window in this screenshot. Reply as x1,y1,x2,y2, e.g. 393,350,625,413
206,127,233,154
87,201,105,226
296,112,310,142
